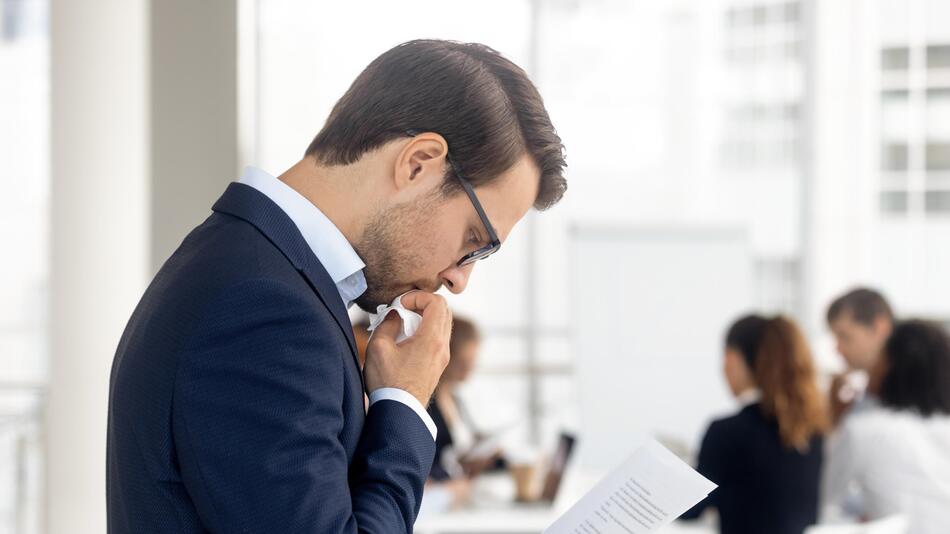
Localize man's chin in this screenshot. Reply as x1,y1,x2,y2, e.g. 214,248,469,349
353,290,398,313
353,296,382,314
355,285,422,313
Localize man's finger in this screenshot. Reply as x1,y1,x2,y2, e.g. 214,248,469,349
444,307,454,340
411,295,448,341
395,291,449,344
398,290,437,314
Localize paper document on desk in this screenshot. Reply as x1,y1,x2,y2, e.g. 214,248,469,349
544,438,716,534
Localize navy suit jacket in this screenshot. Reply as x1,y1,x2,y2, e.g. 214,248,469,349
106,182,436,533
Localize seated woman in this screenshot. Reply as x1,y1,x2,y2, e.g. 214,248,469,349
429,315,482,483
822,319,950,533
422,316,503,512
681,315,829,534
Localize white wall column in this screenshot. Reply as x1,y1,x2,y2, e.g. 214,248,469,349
48,1,238,532
49,1,150,532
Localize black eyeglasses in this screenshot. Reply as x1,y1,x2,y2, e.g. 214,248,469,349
406,130,501,266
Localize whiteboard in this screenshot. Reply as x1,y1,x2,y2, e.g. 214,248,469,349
569,225,753,471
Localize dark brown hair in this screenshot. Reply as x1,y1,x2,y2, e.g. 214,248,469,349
880,319,950,416
306,39,567,210
826,287,894,327
726,315,829,450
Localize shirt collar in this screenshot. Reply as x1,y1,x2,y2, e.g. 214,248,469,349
238,166,367,308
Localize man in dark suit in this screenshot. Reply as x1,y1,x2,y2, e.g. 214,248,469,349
106,40,567,533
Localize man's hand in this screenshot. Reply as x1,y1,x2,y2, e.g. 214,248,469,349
364,292,452,406
829,372,856,427
460,451,503,479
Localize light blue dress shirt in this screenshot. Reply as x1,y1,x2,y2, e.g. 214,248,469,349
239,167,437,440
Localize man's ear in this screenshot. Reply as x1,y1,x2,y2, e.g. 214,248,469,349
874,315,893,338
393,132,449,191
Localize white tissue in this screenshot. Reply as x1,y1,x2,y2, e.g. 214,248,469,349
367,292,423,343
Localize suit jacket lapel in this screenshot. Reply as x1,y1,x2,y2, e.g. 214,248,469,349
212,182,364,390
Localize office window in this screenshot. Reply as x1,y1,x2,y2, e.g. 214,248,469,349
925,86,950,214
727,1,799,30
726,6,755,28
880,190,909,214
926,44,950,69
721,2,803,172
925,190,950,213
927,89,950,139
881,90,911,138
881,46,910,70
882,143,909,171
722,103,800,170
926,142,950,171
882,89,911,99
781,1,801,24
878,38,950,218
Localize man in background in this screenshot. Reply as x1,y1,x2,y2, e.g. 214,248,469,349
826,287,895,425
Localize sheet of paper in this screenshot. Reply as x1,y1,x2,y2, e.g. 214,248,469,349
544,439,716,534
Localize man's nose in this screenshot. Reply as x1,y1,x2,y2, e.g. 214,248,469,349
439,263,474,294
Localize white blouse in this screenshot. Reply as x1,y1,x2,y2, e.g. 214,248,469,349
822,404,950,534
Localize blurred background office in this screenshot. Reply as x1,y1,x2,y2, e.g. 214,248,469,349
2,0,950,533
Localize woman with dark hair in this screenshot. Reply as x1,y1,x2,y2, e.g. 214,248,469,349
681,314,829,534
822,320,950,533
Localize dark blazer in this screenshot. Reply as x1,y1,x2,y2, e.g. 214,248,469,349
680,403,823,534
427,399,455,482
106,182,435,533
